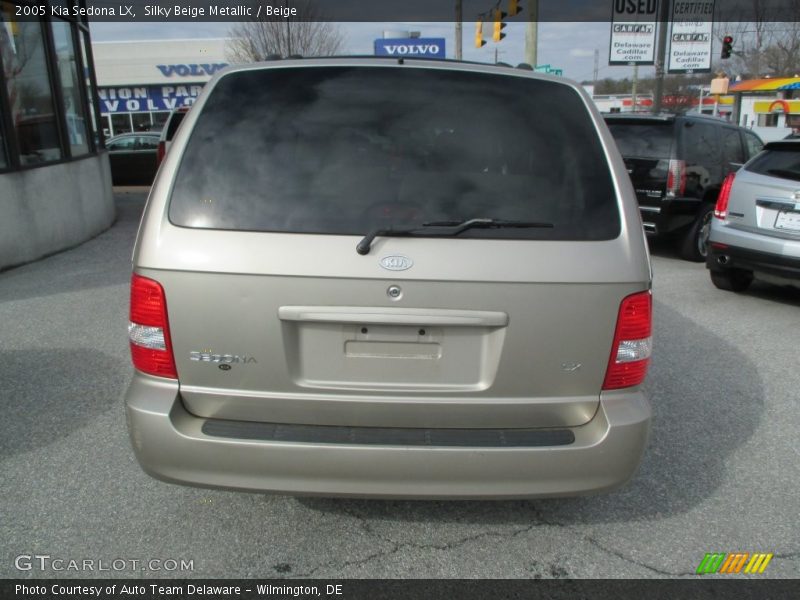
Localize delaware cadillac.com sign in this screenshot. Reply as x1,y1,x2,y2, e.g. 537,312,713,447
609,0,659,65
668,0,715,73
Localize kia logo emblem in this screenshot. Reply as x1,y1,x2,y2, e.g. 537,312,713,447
380,255,413,271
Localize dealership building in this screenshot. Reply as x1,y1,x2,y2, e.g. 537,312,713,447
1,2,112,271
91,39,229,137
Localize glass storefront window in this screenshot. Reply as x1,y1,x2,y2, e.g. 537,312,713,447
132,112,153,132
78,29,100,147
101,114,111,140
51,21,89,156
1,6,63,165
111,113,132,136
152,111,170,131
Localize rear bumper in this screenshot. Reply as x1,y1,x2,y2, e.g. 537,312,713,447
125,373,652,499
707,227,800,281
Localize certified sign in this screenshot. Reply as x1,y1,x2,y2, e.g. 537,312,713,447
668,0,715,73
609,0,659,65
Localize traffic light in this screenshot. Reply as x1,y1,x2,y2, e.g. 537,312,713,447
508,0,522,17
721,35,733,59
475,20,486,48
493,8,507,42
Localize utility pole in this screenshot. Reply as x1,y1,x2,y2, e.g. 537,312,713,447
455,0,462,60
593,49,599,87
632,64,638,112
652,0,670,114
524,0,538,67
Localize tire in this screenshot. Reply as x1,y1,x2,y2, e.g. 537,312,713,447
710,269,753,292
678,204,714,262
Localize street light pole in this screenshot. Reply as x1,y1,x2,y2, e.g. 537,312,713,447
524,0,538,67
455,0,462,60
652,0,670,114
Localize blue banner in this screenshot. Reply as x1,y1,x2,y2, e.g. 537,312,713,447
98,84,205,113
374,38,446,59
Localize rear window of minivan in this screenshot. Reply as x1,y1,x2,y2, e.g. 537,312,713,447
169,66,620,240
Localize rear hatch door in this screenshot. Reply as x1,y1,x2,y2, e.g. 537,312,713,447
136,62,650,430
727,142,800,237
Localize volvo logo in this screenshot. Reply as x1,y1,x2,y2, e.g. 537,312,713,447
380,255,413,271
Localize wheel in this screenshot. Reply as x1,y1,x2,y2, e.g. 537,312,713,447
710,269,753,292
678,204,714,262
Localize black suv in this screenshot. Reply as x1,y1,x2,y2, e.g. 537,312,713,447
605,113,764,261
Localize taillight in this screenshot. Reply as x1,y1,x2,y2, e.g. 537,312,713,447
714,172,736,219
129,274,177,379
603,291,652,390
666,159,686,198
156,141,165,165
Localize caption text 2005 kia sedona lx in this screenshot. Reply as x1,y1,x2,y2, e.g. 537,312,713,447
125,58,653,499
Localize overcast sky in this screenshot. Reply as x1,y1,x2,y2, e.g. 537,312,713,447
90,21,651,83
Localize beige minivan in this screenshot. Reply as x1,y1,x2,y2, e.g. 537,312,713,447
126,58,653,499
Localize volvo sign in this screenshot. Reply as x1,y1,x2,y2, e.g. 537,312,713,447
374,38,446,59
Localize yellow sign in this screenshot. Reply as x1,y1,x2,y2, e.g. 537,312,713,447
754,99,800,114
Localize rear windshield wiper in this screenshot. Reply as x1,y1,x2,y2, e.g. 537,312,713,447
356,218,554,255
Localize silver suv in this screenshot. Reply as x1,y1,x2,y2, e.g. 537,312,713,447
126,58,653,499
707,140,800,291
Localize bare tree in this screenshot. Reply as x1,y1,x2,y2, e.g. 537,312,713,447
226,1,344,62
714,0,800,77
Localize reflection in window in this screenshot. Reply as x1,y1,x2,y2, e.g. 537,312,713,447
78,30,100,147
52,21,89,156
1,7,62,165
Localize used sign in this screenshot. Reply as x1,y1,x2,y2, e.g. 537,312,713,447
609,0,659,65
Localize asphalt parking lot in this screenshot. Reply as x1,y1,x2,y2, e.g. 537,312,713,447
1,189,798,578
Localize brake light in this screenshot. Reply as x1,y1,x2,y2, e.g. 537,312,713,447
714,172,736,219
156,141,165,165
666,159,686,198
603,291,652,390
129,274,177,379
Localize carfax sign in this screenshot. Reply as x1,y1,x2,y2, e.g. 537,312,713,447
374,38,446,59
609,0,659,65
668,0,715,73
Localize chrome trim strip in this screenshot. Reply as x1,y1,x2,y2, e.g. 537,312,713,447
756,198,800,211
